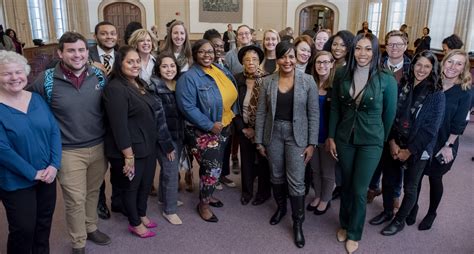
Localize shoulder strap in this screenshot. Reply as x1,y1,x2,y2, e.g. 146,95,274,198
43,68,55,105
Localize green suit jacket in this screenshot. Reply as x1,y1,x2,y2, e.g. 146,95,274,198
328,68,398,146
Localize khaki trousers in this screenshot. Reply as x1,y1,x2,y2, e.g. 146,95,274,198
58,143,108,248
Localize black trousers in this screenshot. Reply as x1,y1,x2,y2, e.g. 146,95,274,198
0,181,57,254
109,155,156,226
238,133,271,199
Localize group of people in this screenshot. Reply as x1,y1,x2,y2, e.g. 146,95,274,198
0,18,472,254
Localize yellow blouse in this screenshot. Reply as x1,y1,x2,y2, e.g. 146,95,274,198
203,65,238,127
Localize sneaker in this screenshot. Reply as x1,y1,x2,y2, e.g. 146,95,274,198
87,229,111,245
215,182,223,190
220,176,236,188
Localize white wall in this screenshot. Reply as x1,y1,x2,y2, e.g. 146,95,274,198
87,0,155,33
286,0,349,32
188,0,254,33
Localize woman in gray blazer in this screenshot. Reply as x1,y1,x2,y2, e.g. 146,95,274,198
255,41,319,248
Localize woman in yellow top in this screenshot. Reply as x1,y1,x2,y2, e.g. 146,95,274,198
176,39,238,222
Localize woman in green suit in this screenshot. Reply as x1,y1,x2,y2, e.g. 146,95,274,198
327,33,398,253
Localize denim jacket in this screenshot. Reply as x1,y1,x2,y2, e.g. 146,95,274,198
176,64,239,131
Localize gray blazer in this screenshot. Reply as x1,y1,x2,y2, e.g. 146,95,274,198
255,70,319,147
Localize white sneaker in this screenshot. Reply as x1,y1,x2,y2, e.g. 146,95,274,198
162,212,183,225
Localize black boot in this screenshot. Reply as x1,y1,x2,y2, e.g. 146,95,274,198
290,195,305,248
406,204,418,226
270,184,287,225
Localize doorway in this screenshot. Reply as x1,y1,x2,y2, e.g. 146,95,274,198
103,2,142,45
299,5,335,35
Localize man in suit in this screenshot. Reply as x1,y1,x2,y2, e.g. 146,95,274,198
88,21,119,220
89,21,118,77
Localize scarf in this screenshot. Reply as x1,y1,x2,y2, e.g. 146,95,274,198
393,79,432,144
243,67,266,128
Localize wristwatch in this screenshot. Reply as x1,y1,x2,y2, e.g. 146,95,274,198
444,142,454,148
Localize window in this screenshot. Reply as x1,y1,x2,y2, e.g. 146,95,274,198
387,0,407,31
367,0,382,37
53,0,68,39
428,0,458,50
28,0,49,40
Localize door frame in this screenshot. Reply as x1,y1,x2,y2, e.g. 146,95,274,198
295,1,339,36
98,0,147,28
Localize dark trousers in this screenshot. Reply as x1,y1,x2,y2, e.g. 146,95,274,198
337,141,383,241
395,158,428,221
370,144,402,197
98,178,123,210
221,134,233,177
239,133,271,200
109,155,156,226
0,181,57,254
379,146,405,213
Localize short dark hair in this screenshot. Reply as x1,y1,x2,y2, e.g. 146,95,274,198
58,32,88,51
154,52,181,80
275,41,295,59
423,27,430,34
203,29,221,40
94,21,116,35
124,22,143,45
192,39,214,63
442,34,464,50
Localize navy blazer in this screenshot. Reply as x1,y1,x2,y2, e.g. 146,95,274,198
255,70,319,147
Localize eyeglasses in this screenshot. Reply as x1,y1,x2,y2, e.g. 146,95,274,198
197,50,214,56
238,32,251,37
386,43,406,49
316,60,332,66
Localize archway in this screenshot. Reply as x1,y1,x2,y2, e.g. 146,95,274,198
296,2,339,36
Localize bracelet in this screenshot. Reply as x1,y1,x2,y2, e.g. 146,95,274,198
124,154,135,159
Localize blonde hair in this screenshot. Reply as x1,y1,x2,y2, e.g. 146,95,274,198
128,28,157,53
0,50,31,75
441,49,472,90
261,29,280,73
311,50,335,90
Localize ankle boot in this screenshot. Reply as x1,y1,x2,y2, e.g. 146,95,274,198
270,184,287,225
290,195,305,248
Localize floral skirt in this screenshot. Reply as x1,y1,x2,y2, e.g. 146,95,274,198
185,126,230,201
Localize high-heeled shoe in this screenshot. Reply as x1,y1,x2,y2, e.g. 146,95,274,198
314,201,331,215
142,220,157,228
197,204,218,223
345,240,359,253
336,228,347,242
209,200,224,208
128,225,156,238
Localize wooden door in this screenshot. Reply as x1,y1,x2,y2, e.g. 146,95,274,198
104,3,141,46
